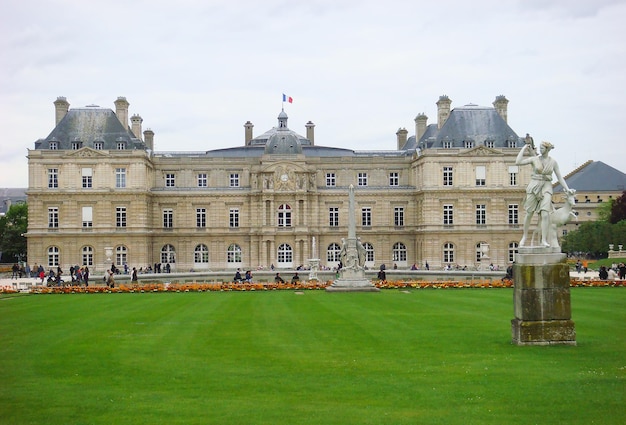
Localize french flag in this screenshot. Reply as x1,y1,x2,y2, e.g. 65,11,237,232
282,93,293,103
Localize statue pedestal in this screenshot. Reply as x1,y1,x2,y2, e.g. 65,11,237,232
308,258,319,281
326,268,379,292
511,248,576,345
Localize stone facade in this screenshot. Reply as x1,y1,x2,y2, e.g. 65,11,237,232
26,95,531,273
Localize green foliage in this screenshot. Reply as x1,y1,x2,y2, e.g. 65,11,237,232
0,202,28,262
562,220,626,257
1,291,625,425
610,190,626,224
596,198,614,222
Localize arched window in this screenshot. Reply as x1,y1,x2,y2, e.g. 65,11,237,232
160,244,175,264
48,246,60,267
363,242,375,263
116,245,128,267
82,246,94,266
227,244,242,264
194,244,209,264
443,243,454,264
508,242,519,263
476,242,488,262
277,204,292,227
327,243,341,263
392,242,407,262
277,243,293,267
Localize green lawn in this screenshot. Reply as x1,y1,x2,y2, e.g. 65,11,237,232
1,288,624,425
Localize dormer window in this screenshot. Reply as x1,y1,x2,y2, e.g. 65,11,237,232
484,139,495,149
442,140,452,149
464,140,474,149
93,141,103,150
116,142,126,150
71,141,82,150
49,141,58,150
507,139,517,148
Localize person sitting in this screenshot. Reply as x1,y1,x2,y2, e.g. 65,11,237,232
244,270,253,283
233,269,242,283
377,269,386,281
291,272,300,283
274,273,285,283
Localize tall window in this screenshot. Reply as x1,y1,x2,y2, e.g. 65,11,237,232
115,168,126,188
196,208,206,228
116,207,127,228
361,207,372,227
443,243,454,263
230,173,240,187
82,206,93,228
508,204,519,225
393,242,407,262
509,166,519,186
48,207,59,228
476,204,486,225
363,242,374,263
81,168,92,188
198,173,207,187
165,173,175,187
326,173,336,187
48,168,58,188
277,244,293,264
163,209,173,228
82,246,93,266
389,172,399,186
476,242,486,262
443,204,454,225
160,244,175,264
443,167,453,186
475,166,486,186
194,244,209,264
508,242,519,263
357,173,368,186
394,207,404,227
278,204,292,227
329,207,339,227
327,243,341,263
227,244,242,263
48,246,60,267
229,208,240,228
116,245,128,267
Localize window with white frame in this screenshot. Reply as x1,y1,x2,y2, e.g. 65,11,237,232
277,204,292,227
361,207,372,227
160,244,175,264
196,208,206,228
116,207,127,228
508,165,519,186
116,245,128,267
116,142,126,150
71,141,82,150
443,140,452,149
508,242,519,263
326,173,336,187
394,207,404,227
115,168,126,188
82,206,93,228
198,173,207,187
357,172,368,186
389,172,399,186
194,244,209,264
48,246,60,267
48,207,59,228
508,204,519,225
277,243,293,264
485,139,495,148
507,139,517,148
82,246,93,266
165,173,175,187
327,243,341,263
393,242,407,262
163,209,173,228
475,166,486,186
443,242,454,263
363,242,374,263
329,207,339,227
476,242,486,262
81,168,92,188
464,140,474,149
476,204,486,225
443,204,454,225
230,173,240,187
48,168,58,188
49,141,58,150
443,166,453,186
227,244,242,263
93,141,103,150
229,208,240,228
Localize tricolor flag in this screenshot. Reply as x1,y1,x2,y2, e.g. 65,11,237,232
282,93,293,103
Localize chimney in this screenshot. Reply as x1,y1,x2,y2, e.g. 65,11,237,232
54,96,70,125
415,113,428,143
493,95,509,123
305,121,315,145
143,128,154,151
131,114,143,140
436,95,452,129
114,96,130,130
244,121,254,146
396,128,408,150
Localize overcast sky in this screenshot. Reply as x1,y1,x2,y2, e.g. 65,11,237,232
1,0,625,188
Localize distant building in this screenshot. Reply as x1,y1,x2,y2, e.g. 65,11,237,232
0,188,27,216
27,94,533,272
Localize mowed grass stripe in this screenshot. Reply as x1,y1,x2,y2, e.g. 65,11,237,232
0,289,624,425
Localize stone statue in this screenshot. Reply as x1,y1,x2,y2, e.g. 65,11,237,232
356,237,366,268
516,139,574,247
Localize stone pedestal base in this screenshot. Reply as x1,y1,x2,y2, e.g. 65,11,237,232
326,269,379,292
511,249,576,346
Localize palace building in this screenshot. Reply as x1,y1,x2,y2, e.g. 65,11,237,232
26,95,530,273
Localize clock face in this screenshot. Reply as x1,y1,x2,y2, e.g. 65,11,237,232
281,173,288,182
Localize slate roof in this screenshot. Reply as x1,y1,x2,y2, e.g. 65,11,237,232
417,104,520,149
34,106,146,150
0,188,27,215
554,161,626,192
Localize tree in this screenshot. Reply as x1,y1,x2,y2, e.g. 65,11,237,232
609,190,626,224
0,203,28,262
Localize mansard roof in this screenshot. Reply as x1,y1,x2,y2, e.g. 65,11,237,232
419,104,520,149
34,106,146,150
554,161,626,192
